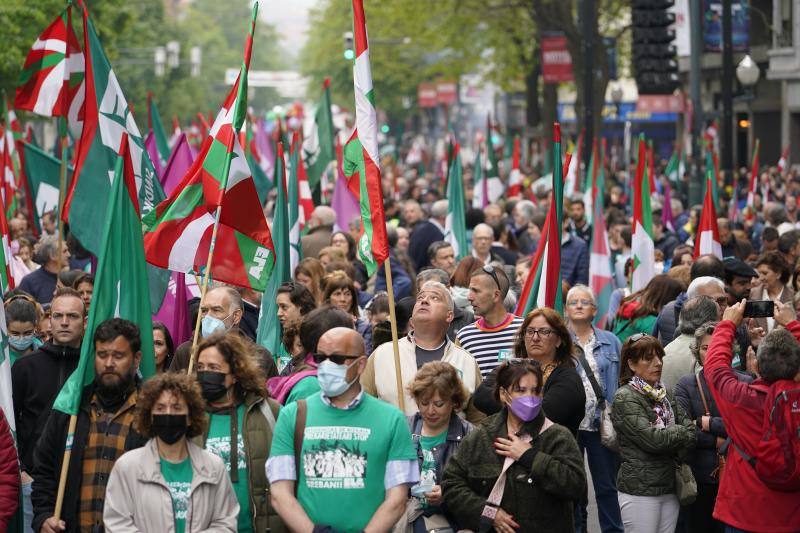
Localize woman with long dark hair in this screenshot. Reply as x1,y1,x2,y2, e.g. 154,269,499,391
613,274,685,343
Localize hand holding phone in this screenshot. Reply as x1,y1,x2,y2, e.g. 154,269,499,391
744,300,774,318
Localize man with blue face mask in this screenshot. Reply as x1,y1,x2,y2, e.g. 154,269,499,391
169,286,276,378
268,327,420,533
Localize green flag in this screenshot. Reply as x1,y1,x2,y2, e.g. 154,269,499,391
21,141,65,232
53,136,155,416
444,140,468,259
147,93,171,166
256,142,291,367
303,79,335,192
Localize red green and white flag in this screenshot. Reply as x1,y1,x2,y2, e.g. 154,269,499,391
507,136,523,197
304,78,336,193
665,144,681,183
244,116,272,205
0,125,17,222
589,143,613,328
62,4,165,255
288,132,305,271
342,0,389,276
53,133,156,416
516,123,567,316
704,140,720,210
444,139,468,259
297,139,314,231
14,4,84,122
694,170,723,259
778,145,790,173
0,173,14,293
746,139,761,210
632,135,655,292
473,116,504,208
144,4,275,291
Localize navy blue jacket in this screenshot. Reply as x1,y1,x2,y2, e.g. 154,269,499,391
561,234,589,287
18,268,58,304
409,220,444,271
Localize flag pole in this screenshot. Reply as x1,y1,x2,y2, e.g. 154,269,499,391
186,132,239,374
383,257,405,412
53,414,77,522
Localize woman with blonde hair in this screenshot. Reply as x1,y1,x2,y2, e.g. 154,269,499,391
397,362,472,532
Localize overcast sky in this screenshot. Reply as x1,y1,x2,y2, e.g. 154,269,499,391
265,0,316,65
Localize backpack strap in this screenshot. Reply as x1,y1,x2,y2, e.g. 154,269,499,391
733,441,758,468
695,373,711,416
293,399,308,496
258,398,278,431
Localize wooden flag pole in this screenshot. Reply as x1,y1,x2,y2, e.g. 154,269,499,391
53,414,77,522
383,257,405,413
186,204,222,375
56,128,68,272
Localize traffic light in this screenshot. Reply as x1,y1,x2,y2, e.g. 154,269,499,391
343,31,355,60
632,0,679,95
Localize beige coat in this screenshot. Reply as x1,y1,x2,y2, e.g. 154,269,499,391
361,334,483,419
103,439,239,533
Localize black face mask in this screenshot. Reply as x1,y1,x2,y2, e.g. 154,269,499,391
151,414,188,445
196,371,229,402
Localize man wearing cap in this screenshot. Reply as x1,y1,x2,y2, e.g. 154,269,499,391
724,257,757,305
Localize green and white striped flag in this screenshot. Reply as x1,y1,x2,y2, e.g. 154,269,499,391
445,139,468,259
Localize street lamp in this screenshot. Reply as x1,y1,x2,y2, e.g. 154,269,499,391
736,55,760,87
611,85,624,120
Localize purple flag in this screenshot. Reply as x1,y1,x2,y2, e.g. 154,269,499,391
332,174,360,233
662,181,676,233
153,271,192,347
145,130,163,179
161,133,195,196
256,118,275,179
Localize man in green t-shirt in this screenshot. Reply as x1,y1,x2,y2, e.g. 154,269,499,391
268,327,419,533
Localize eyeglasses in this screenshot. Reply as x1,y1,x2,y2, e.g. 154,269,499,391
566,299,594,307
311,352,362,365
482,264,502,291
525,327,554,338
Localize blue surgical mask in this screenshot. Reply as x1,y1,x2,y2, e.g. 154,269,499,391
201,315,228,338
8,335,35,352
317,359,358,398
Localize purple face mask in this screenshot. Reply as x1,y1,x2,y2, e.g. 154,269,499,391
509,395,542,422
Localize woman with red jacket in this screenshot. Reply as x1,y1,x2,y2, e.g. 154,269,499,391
704,299,800,533
0,408,21,532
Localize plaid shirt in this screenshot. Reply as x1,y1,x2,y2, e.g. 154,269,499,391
78,391,138,532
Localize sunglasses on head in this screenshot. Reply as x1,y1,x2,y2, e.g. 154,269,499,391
628,333,652,344
482,264,502,291
311,352,362,365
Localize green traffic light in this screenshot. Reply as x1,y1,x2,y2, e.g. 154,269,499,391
344,49,355,60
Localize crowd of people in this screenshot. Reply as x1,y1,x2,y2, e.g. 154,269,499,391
1,152,800,533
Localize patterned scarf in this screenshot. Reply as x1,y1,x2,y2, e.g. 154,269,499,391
629,376,675,428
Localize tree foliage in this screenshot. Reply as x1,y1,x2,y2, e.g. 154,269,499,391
0,0,286,127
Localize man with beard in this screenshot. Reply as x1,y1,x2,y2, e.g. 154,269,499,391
31,319,148,533
12,288,85,528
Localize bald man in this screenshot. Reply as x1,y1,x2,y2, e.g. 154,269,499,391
268,327,419,532
301,206,336,259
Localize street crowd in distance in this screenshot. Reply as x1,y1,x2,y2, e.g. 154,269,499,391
2,154,800,533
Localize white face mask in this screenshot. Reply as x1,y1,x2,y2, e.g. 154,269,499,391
316,359,358,398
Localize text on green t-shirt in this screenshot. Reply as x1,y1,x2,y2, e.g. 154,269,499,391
160,456,193,533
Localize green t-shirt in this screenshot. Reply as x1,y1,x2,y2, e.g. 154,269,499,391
205,404,252,533
160,456,193,533
284,376,321,405
270,393,417,532
418,430,447,509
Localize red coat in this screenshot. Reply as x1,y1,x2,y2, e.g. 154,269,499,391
705,319,800,533
0,408,20,532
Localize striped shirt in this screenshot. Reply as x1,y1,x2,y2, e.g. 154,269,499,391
456,313,524,377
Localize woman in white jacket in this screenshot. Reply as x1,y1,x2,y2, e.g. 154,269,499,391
104,372,238,533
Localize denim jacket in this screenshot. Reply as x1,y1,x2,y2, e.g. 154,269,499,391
572,326,621,407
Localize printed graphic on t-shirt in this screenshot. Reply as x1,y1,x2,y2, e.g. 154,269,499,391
166,480,191,520
206,433,247,473
302,426,371,489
